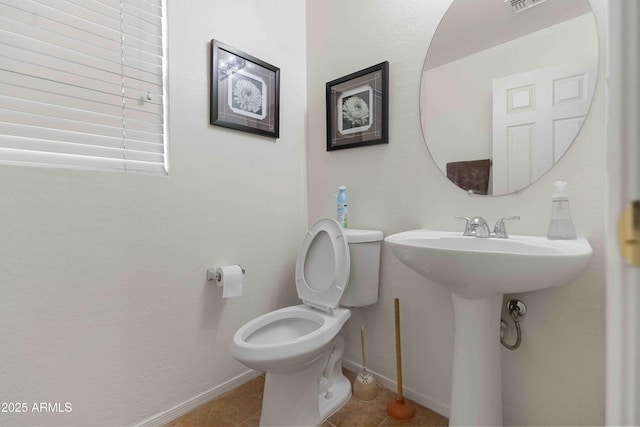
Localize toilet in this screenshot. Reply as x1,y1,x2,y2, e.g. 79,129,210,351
231,218,383,427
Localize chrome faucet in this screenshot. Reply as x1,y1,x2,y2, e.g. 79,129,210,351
454,215,520,238
454,216,490,238
470,216,491,238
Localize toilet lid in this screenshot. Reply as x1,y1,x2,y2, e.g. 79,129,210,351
295,218,350,312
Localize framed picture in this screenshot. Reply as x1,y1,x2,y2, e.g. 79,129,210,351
210,40,280,138
326,61,389,151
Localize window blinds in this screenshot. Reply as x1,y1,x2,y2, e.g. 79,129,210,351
0,0,168,175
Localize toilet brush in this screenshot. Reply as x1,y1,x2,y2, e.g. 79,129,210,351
387,298,415,421
353,324,378,401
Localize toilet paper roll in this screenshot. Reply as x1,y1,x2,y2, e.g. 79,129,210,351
217,265,243,298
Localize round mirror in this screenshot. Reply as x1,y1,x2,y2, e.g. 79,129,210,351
420,0,598,196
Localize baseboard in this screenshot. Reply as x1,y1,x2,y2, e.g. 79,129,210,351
134,369,263,427
341,358,450,419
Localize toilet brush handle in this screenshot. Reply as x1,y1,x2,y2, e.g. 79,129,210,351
360,325,367,371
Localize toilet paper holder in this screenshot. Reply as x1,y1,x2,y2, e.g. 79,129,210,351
207,265,246,282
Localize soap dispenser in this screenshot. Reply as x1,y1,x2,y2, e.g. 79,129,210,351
547,181,577,240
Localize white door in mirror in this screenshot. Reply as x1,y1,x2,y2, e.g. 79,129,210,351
492,62,596,194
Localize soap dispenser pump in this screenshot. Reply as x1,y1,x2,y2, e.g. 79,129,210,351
547,181,577,240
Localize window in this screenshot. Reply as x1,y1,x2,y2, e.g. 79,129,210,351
0,0,169,175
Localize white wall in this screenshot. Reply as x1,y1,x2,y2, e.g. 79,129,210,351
306,0,605,425
0,1,307,426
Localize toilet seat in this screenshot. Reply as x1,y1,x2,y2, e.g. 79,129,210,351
295,218,350,312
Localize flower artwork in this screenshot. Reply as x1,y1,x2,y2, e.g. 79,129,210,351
343,96,369,126
233,79,262,113
229,72,267,120
338,87,373,135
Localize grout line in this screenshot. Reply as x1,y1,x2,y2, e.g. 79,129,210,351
235,411,260,427
377,415,389,427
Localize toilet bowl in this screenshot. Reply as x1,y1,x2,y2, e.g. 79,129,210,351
232,304,350,374
231,218,382,427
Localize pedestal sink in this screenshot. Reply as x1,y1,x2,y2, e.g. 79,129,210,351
385,229,592,426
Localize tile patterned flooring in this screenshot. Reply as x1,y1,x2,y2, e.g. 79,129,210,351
166,370,448,427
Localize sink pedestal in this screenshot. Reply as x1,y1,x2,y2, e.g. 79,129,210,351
450,293,503,426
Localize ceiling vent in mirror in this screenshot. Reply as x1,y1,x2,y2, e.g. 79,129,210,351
504,0,549,14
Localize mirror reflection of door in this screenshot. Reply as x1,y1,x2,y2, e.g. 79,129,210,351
421,0,598,196
492,62,597,194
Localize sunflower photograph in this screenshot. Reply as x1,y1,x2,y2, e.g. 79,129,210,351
340,88,372,134
233,79,263,114
229,72,267,120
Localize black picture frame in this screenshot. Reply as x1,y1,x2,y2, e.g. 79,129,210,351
210,40,280,138
326,61,389,151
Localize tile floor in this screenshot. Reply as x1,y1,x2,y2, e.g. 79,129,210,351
166,370,448,427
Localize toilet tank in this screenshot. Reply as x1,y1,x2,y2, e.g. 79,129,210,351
340,228,383,307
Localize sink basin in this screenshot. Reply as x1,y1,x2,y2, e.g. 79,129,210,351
385,229,592,299
385,229,592,426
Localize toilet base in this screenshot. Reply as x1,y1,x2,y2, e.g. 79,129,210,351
318,374,351,421
259,336,350,427
259,371,351,427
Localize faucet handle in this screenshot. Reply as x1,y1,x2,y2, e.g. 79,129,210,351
453,216,472,236
494,216,520,238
